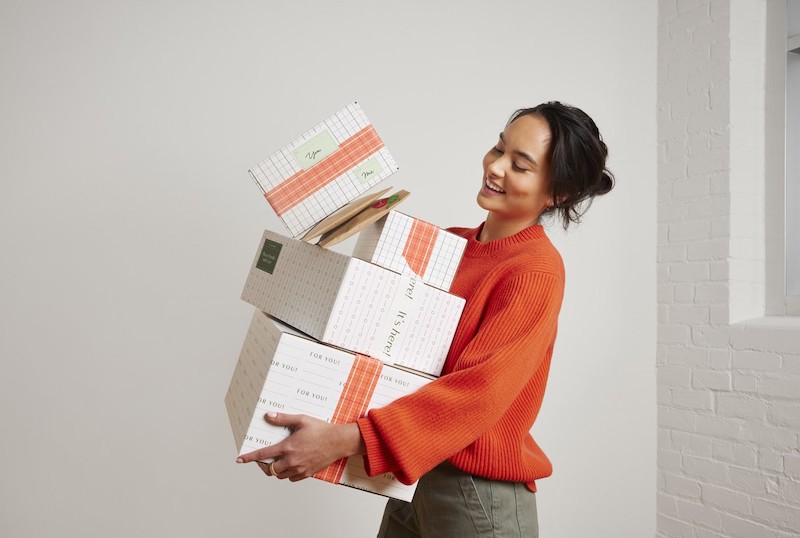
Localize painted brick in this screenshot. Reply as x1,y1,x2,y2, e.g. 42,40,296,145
672,176,712,199
691,325,730,347
661,324,693,344
694,283,728,303
669,262,709,282
664,472,703,498
658,244,687,262
709,171,730,195
658,491,679,517
709,216,729,238
757,451,784,474
731,326,800,355
751,498,800,534
686,238,727,260
708,260,727,281
711,439,757,467
660,406,697,432
670,305,710,323
785,454,800,479
667,345,709,367
669,220,711,241
732,373,758,393
782,354,800,374
708,348,731,370
687,151,729,176
671,430,714,456
660,365,694,387
759,377,800,400
658,385,672,405
692,369,731,390
733,350,782,371
683,454,728,483
740,423,798,451
709,305,728,325
676,498,724,530
694,414,742,441
658,514,698,538
674,284,696,303
657,283,675,304
702,483,751,515
729,467,769,495
659,447,685,471
673,388,714,410
696,529,728,538
721,513,777,538
716,393,767,420
688,196,730,219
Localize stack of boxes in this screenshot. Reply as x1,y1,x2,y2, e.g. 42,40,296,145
225,103,468,501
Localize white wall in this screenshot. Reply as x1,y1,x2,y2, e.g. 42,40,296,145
657,1,800,536
0,1,656,536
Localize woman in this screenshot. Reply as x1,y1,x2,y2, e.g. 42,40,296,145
237,101,614,537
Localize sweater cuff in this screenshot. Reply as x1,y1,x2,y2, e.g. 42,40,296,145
356,416,408,483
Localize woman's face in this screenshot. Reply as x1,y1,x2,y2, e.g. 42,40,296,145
477,113,554,226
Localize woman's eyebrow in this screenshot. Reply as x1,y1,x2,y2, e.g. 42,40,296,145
499,133,538,167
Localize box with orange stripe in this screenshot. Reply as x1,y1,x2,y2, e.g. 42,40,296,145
225,311,431,501
248,102,399,238
241,229,465,377
352,210,467,292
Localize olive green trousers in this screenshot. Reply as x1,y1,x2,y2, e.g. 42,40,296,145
377,462,539,537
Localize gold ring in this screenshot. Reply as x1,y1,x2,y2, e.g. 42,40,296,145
269,461,278,477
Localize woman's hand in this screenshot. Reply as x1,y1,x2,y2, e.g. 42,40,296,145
236,412,366,482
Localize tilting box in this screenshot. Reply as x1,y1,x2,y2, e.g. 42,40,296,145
241,229,465,377
248,102,399,238
225,311,431,501
352,210,466,292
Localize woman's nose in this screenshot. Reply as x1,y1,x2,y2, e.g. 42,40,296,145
486,157,505,178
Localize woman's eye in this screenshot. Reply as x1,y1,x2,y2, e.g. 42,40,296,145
493,146,503,154
513,163,528,172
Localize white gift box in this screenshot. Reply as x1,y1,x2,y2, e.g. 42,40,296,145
352,211,467,292
241,229,465,377
248,102,399,238
225,311,431,501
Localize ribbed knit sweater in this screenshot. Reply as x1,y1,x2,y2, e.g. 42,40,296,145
356,223,565,491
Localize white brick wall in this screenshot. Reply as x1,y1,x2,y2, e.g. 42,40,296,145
658,0,800,536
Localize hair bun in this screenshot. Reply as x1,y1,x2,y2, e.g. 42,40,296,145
595,172,614,196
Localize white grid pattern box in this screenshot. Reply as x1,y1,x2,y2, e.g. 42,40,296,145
225,311,431,501
351,211,467,292
248,102,399,238
241,229,465,377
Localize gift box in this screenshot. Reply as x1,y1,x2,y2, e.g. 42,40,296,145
225,311,431,501
241,229,465,377
351,210,467,291
248,102,399,238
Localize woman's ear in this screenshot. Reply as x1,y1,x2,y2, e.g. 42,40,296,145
549,194,568,209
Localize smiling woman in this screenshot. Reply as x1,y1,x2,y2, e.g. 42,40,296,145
237,101,614,538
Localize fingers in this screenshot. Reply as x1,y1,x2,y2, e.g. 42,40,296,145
264,411,305,429
236,445,279,464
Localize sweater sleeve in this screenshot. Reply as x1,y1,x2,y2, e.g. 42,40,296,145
356,270,564,485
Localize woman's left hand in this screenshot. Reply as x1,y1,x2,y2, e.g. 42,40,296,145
236,412,365,482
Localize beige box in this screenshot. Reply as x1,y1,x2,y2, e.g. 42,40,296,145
241,229,465,377
225,310,431,501
352,210,466,291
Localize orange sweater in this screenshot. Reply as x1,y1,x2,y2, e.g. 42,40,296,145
356,223,565,491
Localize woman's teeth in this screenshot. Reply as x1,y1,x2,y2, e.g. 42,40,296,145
485,179,505,193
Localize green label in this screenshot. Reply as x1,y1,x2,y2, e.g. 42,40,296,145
256,239,283,274
291,130,340,170
353,157,384,183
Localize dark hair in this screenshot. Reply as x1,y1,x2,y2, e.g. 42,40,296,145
509,101,614,229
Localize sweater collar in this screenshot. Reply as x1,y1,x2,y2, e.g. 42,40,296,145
463,222,546,256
